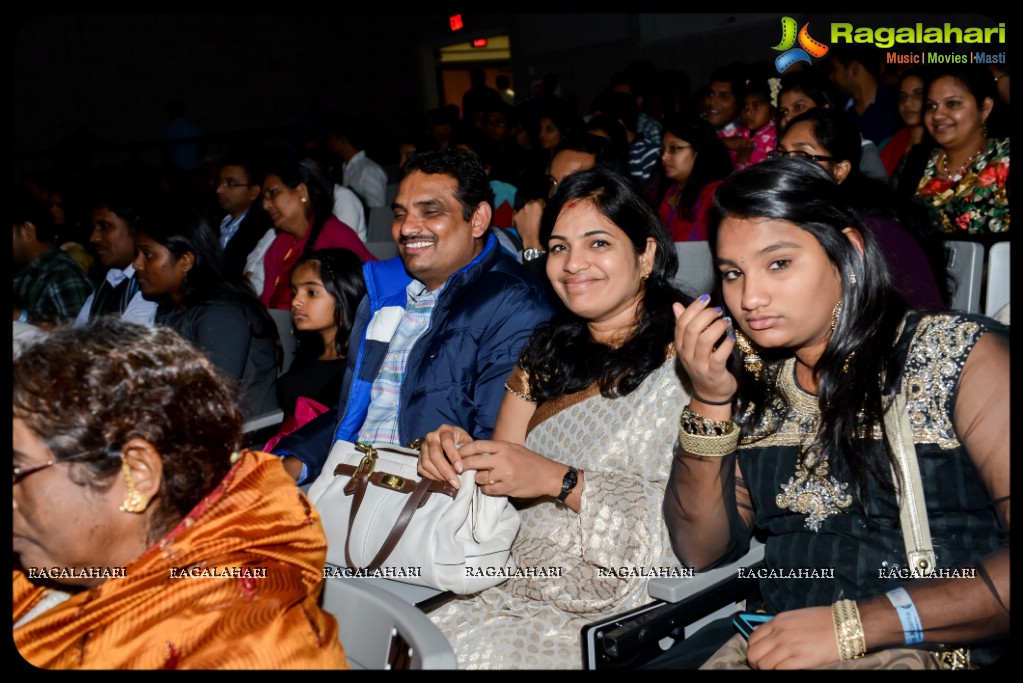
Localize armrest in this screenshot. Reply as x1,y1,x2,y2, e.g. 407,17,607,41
648,539,765,603
581,539,767,669
241,409,284,450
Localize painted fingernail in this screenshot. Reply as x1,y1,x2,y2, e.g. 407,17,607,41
728,331,736,340
450,478,460,489
454,462,463,474
723,316,731,324
715,306,722,314
699,293,710,303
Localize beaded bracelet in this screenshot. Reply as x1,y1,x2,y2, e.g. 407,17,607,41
832,599,866,661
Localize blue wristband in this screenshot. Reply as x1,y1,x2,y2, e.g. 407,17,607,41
886,587,924,645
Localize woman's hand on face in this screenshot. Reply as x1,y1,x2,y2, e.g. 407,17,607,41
746,606,838,670
673,297,738,404
454,439,563,500
417,424,474,489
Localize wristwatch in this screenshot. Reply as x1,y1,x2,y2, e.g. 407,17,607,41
556,466,579,503
522,247,547,262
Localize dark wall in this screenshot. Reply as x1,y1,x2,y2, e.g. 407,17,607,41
15,12,1006,177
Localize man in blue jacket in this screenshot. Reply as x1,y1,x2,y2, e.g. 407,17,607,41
275,147,553,484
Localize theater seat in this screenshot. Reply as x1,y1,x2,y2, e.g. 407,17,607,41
945,240,985,314
321,574,457,669
581,539,765,670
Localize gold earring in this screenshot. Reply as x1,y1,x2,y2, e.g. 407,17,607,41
831,300,843,333
733,329,762,380
119,458,148,514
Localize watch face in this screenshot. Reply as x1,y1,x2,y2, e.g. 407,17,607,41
562,468,578,491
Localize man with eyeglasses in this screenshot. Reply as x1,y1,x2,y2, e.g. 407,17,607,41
214,152,274,279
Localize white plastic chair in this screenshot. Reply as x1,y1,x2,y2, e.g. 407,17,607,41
321,575,457,670
984,241,1010,317
945,240,985,314
673,241,717,298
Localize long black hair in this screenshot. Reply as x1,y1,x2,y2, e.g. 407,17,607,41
707,157,911,506
134,203,279,355
520,167,691,402
290,248,367,368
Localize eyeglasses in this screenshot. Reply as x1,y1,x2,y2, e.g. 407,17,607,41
217,179,254,189
13,450,96,486
263,186,285,201
766,149,834,163
661,144,693,155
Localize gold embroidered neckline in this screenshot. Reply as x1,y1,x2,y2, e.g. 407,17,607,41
778,357,820,416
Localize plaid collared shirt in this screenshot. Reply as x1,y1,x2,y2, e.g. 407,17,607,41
13,246,94,324
356,279,441,445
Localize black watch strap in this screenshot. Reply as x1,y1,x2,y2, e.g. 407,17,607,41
556,466,579,503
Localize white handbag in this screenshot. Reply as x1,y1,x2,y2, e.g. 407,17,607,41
307,440,521,594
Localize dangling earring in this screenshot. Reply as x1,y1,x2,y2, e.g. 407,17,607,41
831,300,843,332
829,300,855,372
119,458,148,514
733,329,762,380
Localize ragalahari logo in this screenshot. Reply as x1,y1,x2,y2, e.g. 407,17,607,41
772,16,829,73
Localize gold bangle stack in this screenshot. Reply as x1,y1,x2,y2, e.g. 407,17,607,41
678,406,739,458
832,599,866,661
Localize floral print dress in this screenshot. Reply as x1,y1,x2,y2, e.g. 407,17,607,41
916,137,1010,234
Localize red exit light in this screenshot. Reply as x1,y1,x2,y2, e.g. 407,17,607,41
449,15,463,31
472,38,487,48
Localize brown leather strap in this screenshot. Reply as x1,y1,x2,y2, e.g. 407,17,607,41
343,458,372,569
335,444,457,570
333,463,457,498
365,476,435,570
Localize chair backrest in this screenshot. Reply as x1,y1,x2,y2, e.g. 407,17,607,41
984,240,1010,317
673,241,717,298
945,240,985,314
367,206,395,243
269,308,297,376
321,576,457,670
385,181,400,206
365,240,400,261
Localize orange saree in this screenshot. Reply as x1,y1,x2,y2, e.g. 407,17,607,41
13,450,349,670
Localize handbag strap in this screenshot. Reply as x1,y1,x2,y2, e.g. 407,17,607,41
338,444,451,571
883,317,937,574
344,470,435,571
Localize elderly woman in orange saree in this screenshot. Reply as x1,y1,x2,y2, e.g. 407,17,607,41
13,319,348,669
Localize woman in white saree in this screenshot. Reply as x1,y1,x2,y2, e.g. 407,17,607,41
418,167,695,669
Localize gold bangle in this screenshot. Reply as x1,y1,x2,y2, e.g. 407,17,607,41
679,406,736,436
832,599,866,660
678,430,740,458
